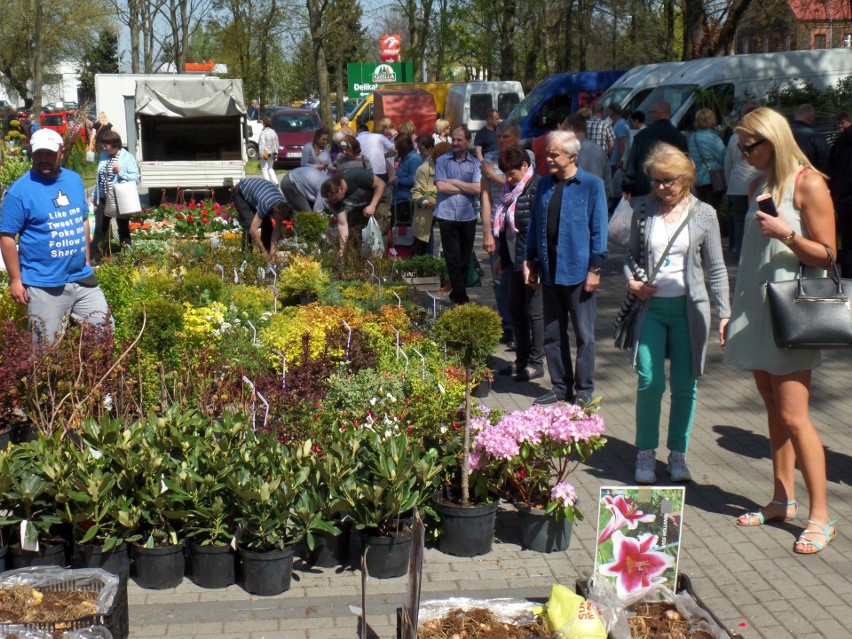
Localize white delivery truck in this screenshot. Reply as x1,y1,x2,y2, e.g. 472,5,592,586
94,73,248,202
632,50,852,131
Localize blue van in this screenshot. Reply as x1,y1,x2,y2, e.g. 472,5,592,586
508,70,627,142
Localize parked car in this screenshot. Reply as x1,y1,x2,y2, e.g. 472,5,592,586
270,108,322,168
40,111,88,144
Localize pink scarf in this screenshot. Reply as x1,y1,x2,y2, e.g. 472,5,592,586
492,166,534,236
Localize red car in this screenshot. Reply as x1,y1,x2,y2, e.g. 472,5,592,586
271,108,322,168
40,111,88,144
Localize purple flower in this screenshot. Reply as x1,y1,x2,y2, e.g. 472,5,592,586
551,482,577,507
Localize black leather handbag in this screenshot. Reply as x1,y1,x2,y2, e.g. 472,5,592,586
766,246,852,349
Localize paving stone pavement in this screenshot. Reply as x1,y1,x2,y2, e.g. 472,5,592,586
127,231,852,638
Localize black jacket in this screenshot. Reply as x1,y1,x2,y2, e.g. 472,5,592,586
828,126,852,240
791,119,830,174
498,173,540,271
622,119,688,197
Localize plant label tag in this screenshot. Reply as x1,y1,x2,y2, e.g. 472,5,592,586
437,382,446,394
21,520,39,552
89,446,103,460
231,524,244,551
161,474,168,494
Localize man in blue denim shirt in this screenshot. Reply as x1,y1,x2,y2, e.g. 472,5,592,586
435,126,482,304
524,130,608,405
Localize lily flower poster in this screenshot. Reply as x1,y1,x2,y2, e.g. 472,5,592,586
593,487,685,602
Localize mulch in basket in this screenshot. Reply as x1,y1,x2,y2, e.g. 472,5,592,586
0,585,99,624
418,607,551,639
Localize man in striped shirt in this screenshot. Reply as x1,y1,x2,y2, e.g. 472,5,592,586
233,178,292,259
435,126,482,304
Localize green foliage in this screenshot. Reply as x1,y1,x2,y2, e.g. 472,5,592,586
434,303,502,369
294,211,328,245
129,296,184,362
78,31,119,101
767,77,852,115
336,429,444,535
397,255,447,278
180,269,225,306
0,154,32,190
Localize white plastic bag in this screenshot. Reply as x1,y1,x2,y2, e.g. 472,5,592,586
362,216,384,254
608,197,633,248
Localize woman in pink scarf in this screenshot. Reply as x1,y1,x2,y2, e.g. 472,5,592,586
494,146,544,382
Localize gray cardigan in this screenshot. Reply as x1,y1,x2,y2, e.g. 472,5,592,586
622,198,730,378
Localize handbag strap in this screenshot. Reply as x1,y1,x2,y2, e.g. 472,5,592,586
693,134,711,172
797,244,844,293
647,198,698,283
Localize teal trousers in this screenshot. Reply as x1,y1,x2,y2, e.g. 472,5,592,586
635,296,698,453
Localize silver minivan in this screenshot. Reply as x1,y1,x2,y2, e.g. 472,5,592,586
445,81,525,132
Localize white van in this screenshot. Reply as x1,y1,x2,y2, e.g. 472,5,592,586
634,50,852,131
597,61,687,116
445,81,525,132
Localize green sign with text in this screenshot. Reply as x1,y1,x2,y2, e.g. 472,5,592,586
347,62,414,99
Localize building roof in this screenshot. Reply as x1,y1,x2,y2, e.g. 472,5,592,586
788,0,852,21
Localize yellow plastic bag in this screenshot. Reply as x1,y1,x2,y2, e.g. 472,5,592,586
533,584,607,639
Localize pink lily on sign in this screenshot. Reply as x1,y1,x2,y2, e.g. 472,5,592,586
598,531,674,599
597,494,656,544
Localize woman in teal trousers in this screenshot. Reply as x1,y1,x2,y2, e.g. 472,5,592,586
624,143,730,484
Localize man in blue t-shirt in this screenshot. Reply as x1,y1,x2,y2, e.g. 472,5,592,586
0,129,110,342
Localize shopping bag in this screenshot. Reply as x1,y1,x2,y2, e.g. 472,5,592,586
362,216,385,254
608,197,633,248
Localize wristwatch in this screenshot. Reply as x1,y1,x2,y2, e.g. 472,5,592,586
589,266,602,275
781,230,796,246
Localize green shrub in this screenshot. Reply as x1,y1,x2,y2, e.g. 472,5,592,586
180,269,225,306
129,296,184,362
294,211,328,245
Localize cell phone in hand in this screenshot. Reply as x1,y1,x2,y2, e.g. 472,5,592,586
756,193,778,217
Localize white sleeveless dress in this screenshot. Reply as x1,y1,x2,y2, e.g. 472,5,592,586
725,175,824,374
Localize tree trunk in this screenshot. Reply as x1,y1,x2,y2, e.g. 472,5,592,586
461,367,471,508
307,0,333,129
32,0,44,116
499,0,516,80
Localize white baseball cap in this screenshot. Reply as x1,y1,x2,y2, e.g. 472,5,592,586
30,129,64,153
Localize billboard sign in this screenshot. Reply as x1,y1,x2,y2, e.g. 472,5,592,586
347,62,414,99
381,34,402,62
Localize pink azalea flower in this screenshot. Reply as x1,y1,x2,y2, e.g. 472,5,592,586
599,531,674,599
551,482,577,507
597,494,656,544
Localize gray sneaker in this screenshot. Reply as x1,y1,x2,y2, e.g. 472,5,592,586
667,450,692,482
634,449,657,484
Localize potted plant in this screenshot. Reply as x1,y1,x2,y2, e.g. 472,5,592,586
59,416,143,582
472,400,607,552
171,413,247,588
228,432,312,596
432,303,502,557
0,434,68,569
337,428,443,578
298,435,360,568
398,255,447,290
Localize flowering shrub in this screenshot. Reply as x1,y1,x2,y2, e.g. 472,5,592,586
146,199,240,237
129,218,175,241
471,400,607,522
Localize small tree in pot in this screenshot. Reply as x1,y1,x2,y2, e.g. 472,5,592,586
433,303,501,507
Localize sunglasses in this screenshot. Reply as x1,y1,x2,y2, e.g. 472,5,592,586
650,177,680,189
738,139,766,156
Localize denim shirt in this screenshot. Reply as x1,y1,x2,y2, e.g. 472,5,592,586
91,148,141,203
526,167,608,287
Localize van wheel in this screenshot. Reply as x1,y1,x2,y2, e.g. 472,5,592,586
246,142,258,161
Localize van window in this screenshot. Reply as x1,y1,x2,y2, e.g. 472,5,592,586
679,83,734,132
498,93,520,119
470,94,493,121
624,89,654,115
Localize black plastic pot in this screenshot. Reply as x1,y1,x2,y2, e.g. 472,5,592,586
9,540,67,569
516,506,573,553
309,526,351,568
239,546,295,596
471,379,492,398
0,544,7,573
73,541,130,582
132,543,185,589
189,543,236,589
361,530,412,579
0,425,11,451
432,492,498,557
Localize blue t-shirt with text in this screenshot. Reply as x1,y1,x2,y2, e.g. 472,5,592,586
0,168,92,287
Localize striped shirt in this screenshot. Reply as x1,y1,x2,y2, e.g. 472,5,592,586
237,178,287,218
434,151,481,222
